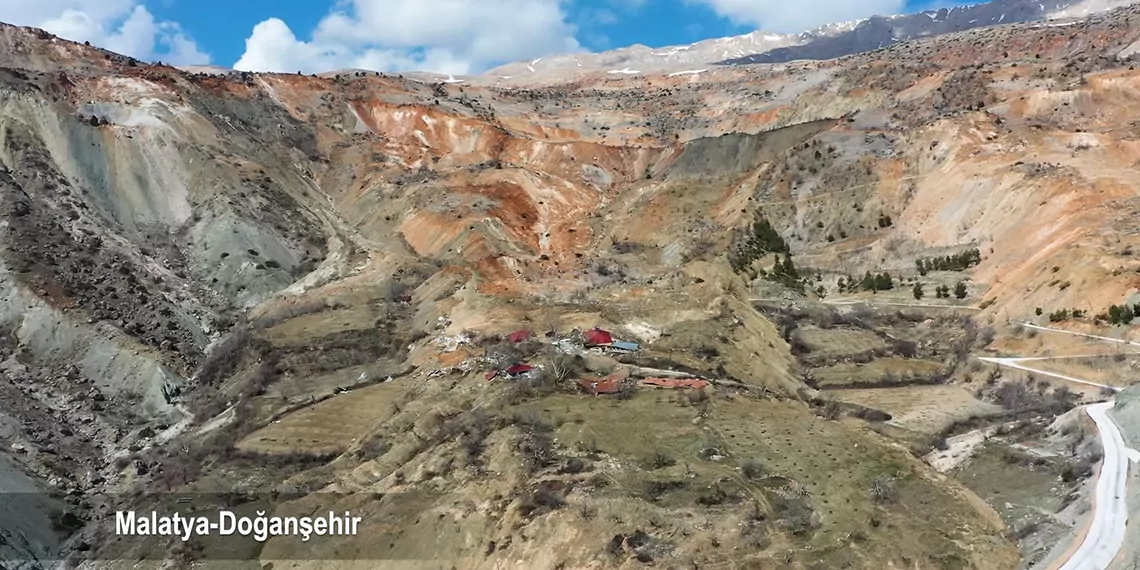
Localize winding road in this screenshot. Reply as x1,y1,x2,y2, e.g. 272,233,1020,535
978,322,1138,570
749,297,1137,567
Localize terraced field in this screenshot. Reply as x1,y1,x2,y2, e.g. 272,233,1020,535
829,385,1004,434
810,358,948,388
798,328,888,357
237,380,415,456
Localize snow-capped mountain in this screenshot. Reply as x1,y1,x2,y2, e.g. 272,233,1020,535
482,19,869,79
723,0,1100,64
480,0,1137,80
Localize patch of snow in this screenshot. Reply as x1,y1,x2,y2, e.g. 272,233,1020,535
607,68,640,74
443,75,464,84
413,130,431,147
925,425,1001,472
625,322,662,343
668,69,706,77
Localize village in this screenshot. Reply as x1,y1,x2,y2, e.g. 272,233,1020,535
426,318,712,398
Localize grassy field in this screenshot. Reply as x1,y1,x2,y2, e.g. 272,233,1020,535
798,327,888,357
244,361,409,425
810,357,947,388
237,380,414,456
829,385,1004,434
260,306,382,346
954,442,1075,567
509,390,1014,569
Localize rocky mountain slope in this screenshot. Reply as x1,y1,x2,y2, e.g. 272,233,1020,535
482,19,866,78
722,0,1084,65
467,0,1140,84
5,2,1140,569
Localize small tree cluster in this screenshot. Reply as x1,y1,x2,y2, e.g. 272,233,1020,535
859,271,894,292
915,248,982,275
759,254,803,291
1096,303,1140,325
912,283,924,300
934,285,951,299
1048,308,1086,323
729,215,789,273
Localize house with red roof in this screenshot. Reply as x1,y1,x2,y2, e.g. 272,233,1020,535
583,328,613,347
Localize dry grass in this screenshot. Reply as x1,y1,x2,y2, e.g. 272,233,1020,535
236,380,413,455
260,307,381,348
829,385,1003,434
1019,356,1140,388
508,390,1014,567
798,328,888,357
811,358,947,388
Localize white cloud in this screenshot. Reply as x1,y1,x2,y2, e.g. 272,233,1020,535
234,0,582,75
0,0,210,65
689,0,906,33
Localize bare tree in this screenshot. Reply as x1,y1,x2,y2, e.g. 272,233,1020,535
550,353,573,381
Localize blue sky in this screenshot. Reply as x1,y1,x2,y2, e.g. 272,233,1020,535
0,0,968,74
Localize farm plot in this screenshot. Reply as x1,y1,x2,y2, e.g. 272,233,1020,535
810,358,947,388
798,327,888,357
237,380,413,456
245,361,407,425
261,306,381,347
829,385,1003,434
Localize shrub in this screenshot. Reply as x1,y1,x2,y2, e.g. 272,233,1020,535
644,450,676,470
519,482,566,517
740,459,765,480
869,475,898,504
816,398,842,421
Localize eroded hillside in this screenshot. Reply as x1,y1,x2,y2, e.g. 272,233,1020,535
7,5,1140,569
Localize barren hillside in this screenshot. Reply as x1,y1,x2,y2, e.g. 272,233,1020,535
6,4,1140,569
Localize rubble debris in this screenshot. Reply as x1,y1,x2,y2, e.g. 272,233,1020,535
505,364,535,378
606,341,641,354
507,330,534,343
576,377,622,395
640,378,710,390
434,331,474,353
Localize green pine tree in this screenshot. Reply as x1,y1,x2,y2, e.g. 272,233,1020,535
954,281,968,299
